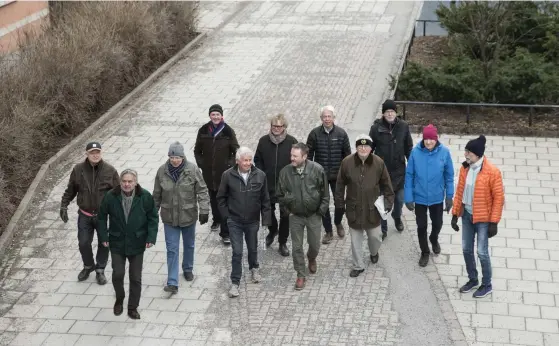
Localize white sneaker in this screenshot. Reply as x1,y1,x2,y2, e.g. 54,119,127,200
228,284,239,298
251,268,262,283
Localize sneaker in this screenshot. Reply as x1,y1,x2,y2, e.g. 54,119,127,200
294,277,306,290
370,253,379,264
394,218,404,232
95,272,107,285
418,253,430,267
431,241,441,254
222,237,231,245
251,268,261,283
210,221,219,231
228,284,240,298
163,285,178,294
473,284,492,298
336,224,345,238
322,232,333,244
183,272,194,281
279,243,290,257
350,269,364,277
77,267,95,281
459,279,479,293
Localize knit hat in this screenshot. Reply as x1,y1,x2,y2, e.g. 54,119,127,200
465,135,486,157
168,141,185,157
382,99,397,114
422,124,438,141
355,134,373,148
209,104,223,115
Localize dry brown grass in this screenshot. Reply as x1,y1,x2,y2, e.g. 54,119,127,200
0,1,198,235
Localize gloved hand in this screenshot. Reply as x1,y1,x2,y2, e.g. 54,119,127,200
405,202,415,211
488,223,498,238
199,214,209,225
445,197,453,213
60,207,69,223
451,215,459,232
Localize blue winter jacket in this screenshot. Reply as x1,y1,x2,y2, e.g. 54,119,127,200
404,141,454,206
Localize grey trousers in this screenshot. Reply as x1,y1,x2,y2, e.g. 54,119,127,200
350,226,382,270
290,213,322,278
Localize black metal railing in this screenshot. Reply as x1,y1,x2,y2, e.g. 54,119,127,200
415,19,444,37
397,101,559,127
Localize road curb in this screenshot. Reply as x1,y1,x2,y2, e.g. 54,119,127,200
0,1,249,258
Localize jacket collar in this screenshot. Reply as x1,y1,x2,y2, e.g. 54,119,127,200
202,121,233,137
353,153,374,166
231,164,256,178
377,117,400,132
111,184,143,196
320,124,337,134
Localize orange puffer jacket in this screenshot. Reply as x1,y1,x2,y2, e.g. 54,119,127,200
452,158,504,224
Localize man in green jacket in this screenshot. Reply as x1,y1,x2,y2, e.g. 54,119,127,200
276,143,330,290
97,169,158,320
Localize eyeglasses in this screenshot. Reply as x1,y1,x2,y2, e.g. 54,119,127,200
271,125,284,129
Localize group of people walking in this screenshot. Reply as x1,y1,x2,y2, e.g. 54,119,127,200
59,99,505,319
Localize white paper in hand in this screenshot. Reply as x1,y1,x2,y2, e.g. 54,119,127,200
375,195,390,220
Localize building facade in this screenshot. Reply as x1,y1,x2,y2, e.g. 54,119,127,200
0,0,49,53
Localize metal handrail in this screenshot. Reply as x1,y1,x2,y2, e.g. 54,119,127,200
415,19,442,37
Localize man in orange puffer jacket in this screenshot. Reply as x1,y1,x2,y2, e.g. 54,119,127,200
451,135,504,299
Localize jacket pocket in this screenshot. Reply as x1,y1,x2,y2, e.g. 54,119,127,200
346,205,357,223
367,206,380,224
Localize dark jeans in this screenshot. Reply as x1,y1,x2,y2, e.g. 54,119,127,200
228,219,259,285
209,189,230,238
415,203,443,254
111,252,143,309
77,211,109,271
322,179,344,233
269,202,290,244
381,188,405,233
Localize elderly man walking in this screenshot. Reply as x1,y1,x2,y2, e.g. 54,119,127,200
217,147,271,298
97,169,159,319
277,143,330,290
254,113,298,256
306,105,352,244
194,104,239,244
452,135,504,298
369,100,413,240
335,135,394,277
60,141,120,285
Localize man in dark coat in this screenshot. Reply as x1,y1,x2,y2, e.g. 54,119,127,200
97,169,159,320
368,99,413,239
254,113,298,256
306,105,352,244
194,104,239,244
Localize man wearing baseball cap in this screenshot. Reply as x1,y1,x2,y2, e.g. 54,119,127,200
60,141,120,285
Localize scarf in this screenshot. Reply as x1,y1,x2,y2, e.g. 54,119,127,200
268,130,287,145
121,189,135,224
463,157,484,213
168,160,185,183
209,121,225,137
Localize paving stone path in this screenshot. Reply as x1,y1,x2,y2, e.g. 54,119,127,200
0,1,557,346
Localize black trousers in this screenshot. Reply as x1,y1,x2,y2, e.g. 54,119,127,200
268,202,290,245
111,252,143,309
415,203,443,254
208,189,230,238
77,211,109,270
322,179,344,233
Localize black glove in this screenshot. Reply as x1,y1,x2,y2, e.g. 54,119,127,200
451,215,459,232
60,207,69,223
445,197,453,213
199,214,209,225
488,223,498,238
405,202,415,211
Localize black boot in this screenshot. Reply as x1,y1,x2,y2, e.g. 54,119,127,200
265,233,275,247
394,218,404,232
419,253,430,267
279,243,290,257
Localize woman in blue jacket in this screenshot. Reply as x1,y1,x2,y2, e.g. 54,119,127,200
404,124,455,267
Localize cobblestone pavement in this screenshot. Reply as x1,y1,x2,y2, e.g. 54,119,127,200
6,1,557,346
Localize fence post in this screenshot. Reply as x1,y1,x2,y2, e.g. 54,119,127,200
529,107,533,127
403,104,406,120
466,105,470,125
423,21,426,36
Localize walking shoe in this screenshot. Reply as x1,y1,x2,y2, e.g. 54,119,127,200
163,285,178,294
210,221,219,231
350,269,365,277
183,272,194,281
336,224,345,238
279,243,290,257
113,299,124,316
77,267,95,282
459,279,479,293
265,233,275,247
418,253,430,267
308,258,317,274
473,284,492,298
251,268,261,283
322,232,333,244
222,237,231,245
96,272,107,285
294,277,306,290
370,253,379,264
431,241,441,254
382,232,387,241
228,284,240,298
128,309,141,320
394,218,404,232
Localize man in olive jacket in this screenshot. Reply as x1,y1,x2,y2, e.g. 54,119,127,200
276,143,330,290
60,141,120,285
97,169,158,320
335,134,395,278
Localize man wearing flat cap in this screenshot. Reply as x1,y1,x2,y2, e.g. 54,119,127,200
335,134,394,277
60,141,120,285
451,135,504,299
194,104,240,244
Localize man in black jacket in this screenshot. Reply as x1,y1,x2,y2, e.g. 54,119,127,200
254,114,298,257
306,105,352,244
368,100,414,239
217,147,271,298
